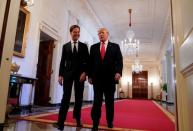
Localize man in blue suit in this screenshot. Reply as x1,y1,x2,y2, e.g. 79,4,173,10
88,28,123,130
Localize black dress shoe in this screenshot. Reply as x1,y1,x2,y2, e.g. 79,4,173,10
57,126,64,130
108,123,113,128
92,125,98,131
52,122,64,130
76,120,83,127
52,122,59,128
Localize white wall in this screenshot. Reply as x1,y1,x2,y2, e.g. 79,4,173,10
148,66,160,99
12,0,70,105
12,0,98,105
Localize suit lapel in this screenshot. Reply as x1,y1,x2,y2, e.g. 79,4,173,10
104,42,111,61
66,42,72,55
96,43,102,61
77,42,81,54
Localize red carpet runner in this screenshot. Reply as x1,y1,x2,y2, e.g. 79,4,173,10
21,100,175,131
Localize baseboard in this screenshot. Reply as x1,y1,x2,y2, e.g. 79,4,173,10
166,101,174,105
161,100,174,105
82,100,93,103
20,99,173,109
47,103,61,107
48,101,93,107
18,101,93,109
116,97,128,100
20,105,31,110
154,99,174,105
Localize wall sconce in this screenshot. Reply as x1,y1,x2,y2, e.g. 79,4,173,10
151,82,153,99
127,82,130,98
119,87,123,93
21,0,34,7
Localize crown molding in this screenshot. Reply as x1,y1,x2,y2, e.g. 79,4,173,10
82,0,103,28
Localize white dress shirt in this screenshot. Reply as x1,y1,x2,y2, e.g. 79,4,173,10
100,40,108,51
71,40,78,52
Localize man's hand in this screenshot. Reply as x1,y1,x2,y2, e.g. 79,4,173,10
88,78,93,84
115,73,121,81
80,72,86,82
58,76,64,86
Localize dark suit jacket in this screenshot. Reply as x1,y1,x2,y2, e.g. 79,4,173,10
59,41,89,80
89,41,123,84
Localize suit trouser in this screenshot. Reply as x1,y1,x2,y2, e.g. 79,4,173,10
58,76,84,126
91,82,115,125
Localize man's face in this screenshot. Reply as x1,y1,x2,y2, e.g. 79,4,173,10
70,27,80,41
98,28,109,42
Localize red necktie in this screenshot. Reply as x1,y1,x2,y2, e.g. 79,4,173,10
101,42,105,60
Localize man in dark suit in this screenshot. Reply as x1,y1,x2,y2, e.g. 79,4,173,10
88,28,123,130
55,25,89,130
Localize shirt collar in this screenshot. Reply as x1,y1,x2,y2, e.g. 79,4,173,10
101,40,108,45
71,40,79,44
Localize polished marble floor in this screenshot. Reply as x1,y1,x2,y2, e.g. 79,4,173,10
2,100,175,131
155,100,175,114
3,120,92,131
3,104,102,131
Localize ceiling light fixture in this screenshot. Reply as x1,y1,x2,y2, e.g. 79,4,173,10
122,9,140,55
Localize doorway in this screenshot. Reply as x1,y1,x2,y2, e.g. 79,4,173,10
34,31,55,106
132,71,148,99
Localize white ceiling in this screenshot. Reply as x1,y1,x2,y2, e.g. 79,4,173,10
67,0,171,63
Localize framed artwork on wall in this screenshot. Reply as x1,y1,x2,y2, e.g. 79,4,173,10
13,7,30,57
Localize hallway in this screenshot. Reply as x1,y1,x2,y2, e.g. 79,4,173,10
1,0,193,131
3,100,174,131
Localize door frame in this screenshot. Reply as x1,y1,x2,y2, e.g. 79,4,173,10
0,0,20,124
170,0,193,130
35,22,60,104
34,39,54,105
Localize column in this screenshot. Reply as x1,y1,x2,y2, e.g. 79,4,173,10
166,50,174,103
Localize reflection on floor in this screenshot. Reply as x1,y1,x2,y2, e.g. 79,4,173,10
3,120,91,131
155,100,175,114
2,100,175,131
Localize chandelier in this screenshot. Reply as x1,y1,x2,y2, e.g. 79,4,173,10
122,9,140,55
122,39,139,55
132,58,143,73
121,9,143,73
